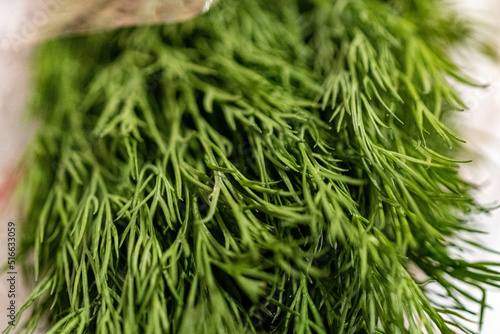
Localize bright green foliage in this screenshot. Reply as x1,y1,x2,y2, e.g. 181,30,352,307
9,0,500,333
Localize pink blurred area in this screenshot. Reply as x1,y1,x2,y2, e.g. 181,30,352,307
0,0,499,333
0,1,32,332
0,1,38,331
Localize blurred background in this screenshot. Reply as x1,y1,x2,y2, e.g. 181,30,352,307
1,0,499,332
453,0,500,333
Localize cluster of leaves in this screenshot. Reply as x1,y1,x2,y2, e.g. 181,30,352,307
9,0,500,333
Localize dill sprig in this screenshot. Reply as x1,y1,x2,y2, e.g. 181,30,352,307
8,0,500,333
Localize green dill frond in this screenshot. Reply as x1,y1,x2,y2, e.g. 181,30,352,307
8,0,500,333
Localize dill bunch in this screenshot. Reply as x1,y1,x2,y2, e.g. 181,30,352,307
10,0,500,333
